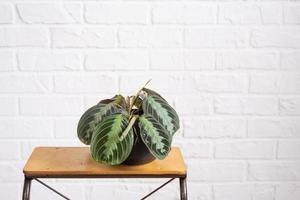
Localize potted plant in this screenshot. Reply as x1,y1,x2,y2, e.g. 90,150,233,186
77,81,180,165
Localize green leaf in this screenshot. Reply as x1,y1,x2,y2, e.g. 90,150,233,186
138,115,171,159
142,88,166,101
98,94,127,110
142,95,179,136
90,114,133,165
77,95,126,145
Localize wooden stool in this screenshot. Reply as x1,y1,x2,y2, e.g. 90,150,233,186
22,147,188,200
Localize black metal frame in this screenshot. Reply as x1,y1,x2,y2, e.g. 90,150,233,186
22,176,187,200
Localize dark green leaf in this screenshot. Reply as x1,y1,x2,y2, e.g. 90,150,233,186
142,95,179,136
90,114,133,165
138,115,171,159
142,88,166,101
77,95,126,145
98,94,127,109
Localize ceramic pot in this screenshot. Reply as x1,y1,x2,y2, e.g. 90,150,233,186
123,123,155,165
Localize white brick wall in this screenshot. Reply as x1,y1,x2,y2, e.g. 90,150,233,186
0,1,299,200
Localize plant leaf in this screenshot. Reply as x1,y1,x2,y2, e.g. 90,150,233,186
77,96,126,145
90,114,133,165
138,115,171,159
142,95,179,136
98,94,127,109
142,88,166,101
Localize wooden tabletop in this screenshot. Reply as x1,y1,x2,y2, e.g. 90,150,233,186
23,147,186,178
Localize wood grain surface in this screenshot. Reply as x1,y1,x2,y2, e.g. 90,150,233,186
23,147,186,178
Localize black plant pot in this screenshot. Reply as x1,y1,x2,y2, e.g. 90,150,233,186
123,123,156,165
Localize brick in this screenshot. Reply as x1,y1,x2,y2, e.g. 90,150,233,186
175,95,212,115
251,28,300,48
184,117,246,138
52,28,115,48
152,4,183,24
280,51,300,70
189,184,211,200
120,73,198,94
195,74,247,93
248,161,300,181
148,181,180,200
216,51,278,70
174,139,211,158
18,50,81,71
185,28,249,48
184,50,215,70
284,5,300,24
84,95,113,109
121,73,246,94
0,118,53,138
20,96,83,116
55,118,78,139
0,163,23,182
152,3,216,24
85,50,148,71
215,140,276,159
218,4,261,24
249,73,278,94
90,184,148,199
0,97,17,115
118,27,182,48
54,74,117,93
214,96,278,115
214,96,243,115
0,140,20,160
278,73,300,94
278,140,300,159
0,4,13,23
0,74,52,93
243,97,278,115
184,4,217,24
280,97,300,115
85,3,148,24
0,50,14,71
21,140,81,158
31,183,85,200
17,3,81,24
261,4,282,24
248,118,300,138
118,27,148,47
276,184,300,200
150,50,184,70
188,160,245,181
214,184,274,200
0,184,20,200
0,28,48,47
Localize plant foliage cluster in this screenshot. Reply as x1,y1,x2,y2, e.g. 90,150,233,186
77,81,180,165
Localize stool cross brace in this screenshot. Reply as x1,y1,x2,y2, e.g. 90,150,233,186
22,176,187,200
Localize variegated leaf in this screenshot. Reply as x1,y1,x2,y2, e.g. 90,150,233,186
98,94,127,109
77,95,126,145
90,114,133,165
138,115,171,159
142,95,179,136
142,88,166,101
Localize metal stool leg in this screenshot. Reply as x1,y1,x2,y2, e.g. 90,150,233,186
179,177,187,200
22,177,32,200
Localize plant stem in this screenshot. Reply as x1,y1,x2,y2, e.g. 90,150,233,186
128,79,151,117
120,115,138,141
122,79,151,141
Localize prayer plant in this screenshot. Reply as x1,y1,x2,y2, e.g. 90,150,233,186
77,80,180,165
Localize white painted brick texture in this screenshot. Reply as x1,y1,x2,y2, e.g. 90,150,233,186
0,1,299,200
